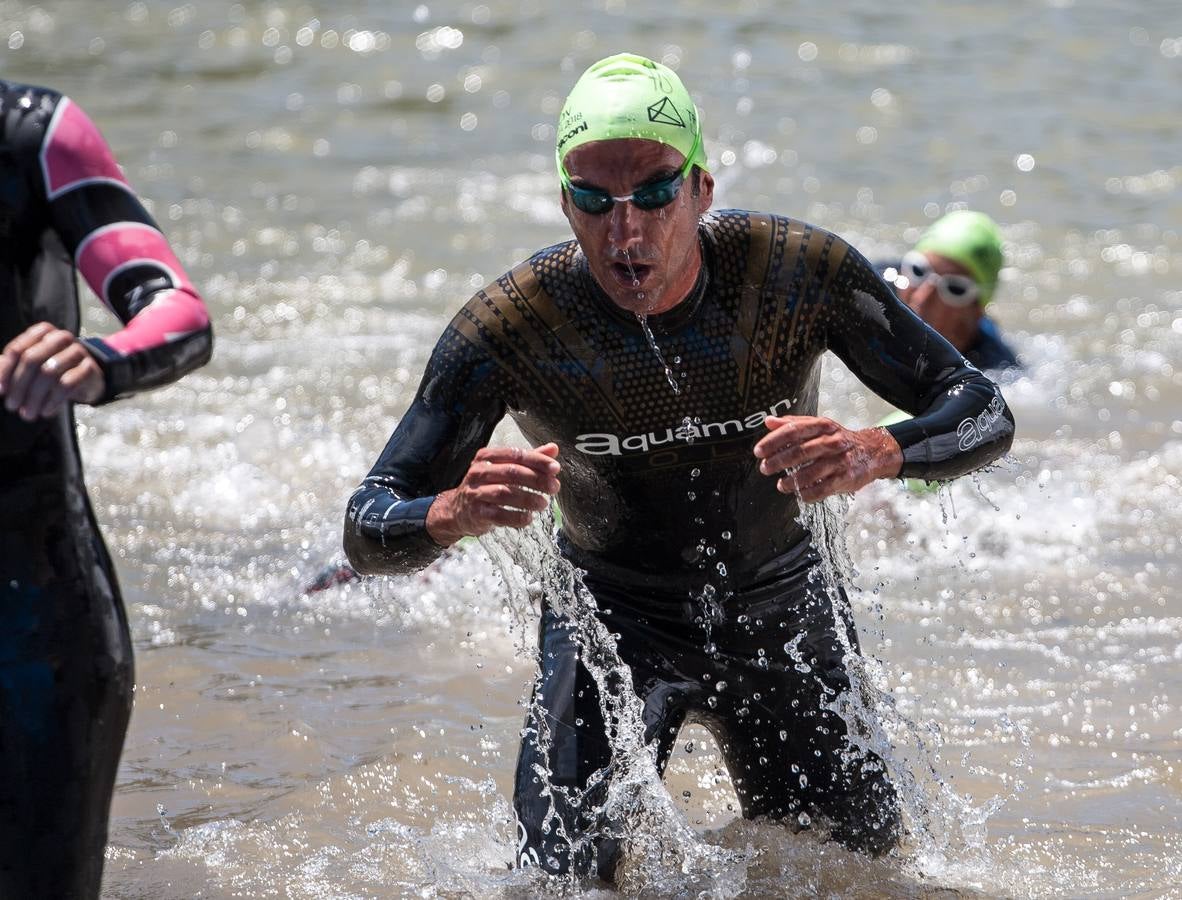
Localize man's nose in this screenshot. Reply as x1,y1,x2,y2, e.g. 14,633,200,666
607,200,643,252
907,277,938,312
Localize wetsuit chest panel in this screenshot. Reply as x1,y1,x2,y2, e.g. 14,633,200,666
453,212,832,578
348,208,1011,584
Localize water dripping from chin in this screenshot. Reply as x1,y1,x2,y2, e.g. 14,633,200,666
618,247,654,312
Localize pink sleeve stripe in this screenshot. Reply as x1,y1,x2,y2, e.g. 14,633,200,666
40,97,129,201
75,221,195,309
103,288,210,356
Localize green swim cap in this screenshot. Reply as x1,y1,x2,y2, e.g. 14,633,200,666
555,53,708,181
914,210,1004,305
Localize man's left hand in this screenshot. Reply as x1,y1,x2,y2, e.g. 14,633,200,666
0,322,105,420
753,415,903,503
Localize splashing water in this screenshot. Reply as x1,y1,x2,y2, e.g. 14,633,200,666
793,493,1026,878
478,515,752,894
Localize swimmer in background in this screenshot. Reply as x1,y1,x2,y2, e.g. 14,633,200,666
874,211,1020,491
878,209,1020,373
0,80,213,897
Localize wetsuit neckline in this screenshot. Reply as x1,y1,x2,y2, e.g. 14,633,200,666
579,228,711,333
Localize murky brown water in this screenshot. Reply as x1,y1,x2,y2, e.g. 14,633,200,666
3,0,1181,896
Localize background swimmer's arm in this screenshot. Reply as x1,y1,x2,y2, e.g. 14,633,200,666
40,96,212,403
824,245,1015,482
343,329,510,576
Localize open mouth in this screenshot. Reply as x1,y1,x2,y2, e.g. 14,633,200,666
608,261,653,286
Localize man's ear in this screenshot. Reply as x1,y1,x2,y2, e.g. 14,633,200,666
695,169,715,214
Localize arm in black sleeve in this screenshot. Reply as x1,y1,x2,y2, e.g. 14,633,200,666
343,321,507,576
822,239,1015,482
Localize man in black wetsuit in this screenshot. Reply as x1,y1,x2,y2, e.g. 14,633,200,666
344,53,1014,879
0,81,213,897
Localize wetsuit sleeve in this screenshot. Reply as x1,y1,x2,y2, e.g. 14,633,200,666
822,241,1014,482
342,317,508,575
39,97,212,403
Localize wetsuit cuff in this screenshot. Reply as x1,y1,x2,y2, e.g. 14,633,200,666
79,337,126,405
346,491,449,574
883,417,934,480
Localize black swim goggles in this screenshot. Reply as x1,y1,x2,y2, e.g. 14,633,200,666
560,151,696,215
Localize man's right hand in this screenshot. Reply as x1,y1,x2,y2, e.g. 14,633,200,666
426,443,561,546
0,322,105,420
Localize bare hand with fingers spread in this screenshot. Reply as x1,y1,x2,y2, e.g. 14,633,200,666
753,415,903,503
0,322,105,421
426,442,561,546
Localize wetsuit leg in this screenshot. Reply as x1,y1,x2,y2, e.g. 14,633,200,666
0,499,135,899
710,581,901,856
512,602,689,880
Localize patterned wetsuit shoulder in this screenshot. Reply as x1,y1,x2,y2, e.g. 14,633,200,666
706,210,855,309
436,241,590,411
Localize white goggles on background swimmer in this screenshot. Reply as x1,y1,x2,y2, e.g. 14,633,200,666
898,251,981,307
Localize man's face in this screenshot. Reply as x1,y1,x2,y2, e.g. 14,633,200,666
560,138,714,316
898,251,983,350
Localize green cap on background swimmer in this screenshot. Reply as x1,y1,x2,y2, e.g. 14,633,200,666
914,210,1005,305
555,52,709,183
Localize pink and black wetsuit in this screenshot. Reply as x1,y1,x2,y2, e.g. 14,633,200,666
0,80,212,897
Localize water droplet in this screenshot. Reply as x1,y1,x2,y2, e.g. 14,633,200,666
799,773,809,788
715,681,727,691
706,695,718,708
721,530,732,540
798,812,811,827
